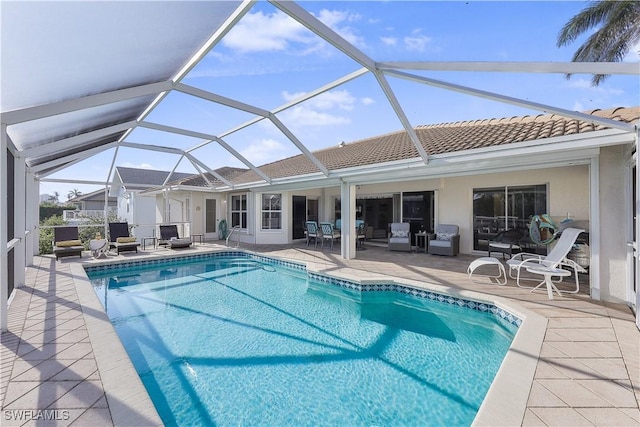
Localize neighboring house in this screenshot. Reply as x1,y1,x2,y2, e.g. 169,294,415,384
109,167,192,238
149,106,639,309
65,188,117,224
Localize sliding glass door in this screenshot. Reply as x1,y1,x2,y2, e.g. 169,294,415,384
473,185,547,252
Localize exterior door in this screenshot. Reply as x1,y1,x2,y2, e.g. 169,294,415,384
205,199,217,239
292,196,306,240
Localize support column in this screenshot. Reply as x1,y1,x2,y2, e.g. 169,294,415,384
636,127,640,329
26,172,39,259
340,181,356,259
14,153,26,289
1,123,8,331
590,156,600,300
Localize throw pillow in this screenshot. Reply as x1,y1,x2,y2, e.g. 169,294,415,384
116,236,137,243
56,239,82,247
392,230,407,238
436,232,452,241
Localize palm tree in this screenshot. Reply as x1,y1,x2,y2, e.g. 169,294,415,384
48,191,60,204
67,189,82,200
557,0,640,86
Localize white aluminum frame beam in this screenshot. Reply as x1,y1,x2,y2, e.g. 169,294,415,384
21,120,137,158
384,69,636,133
377,61,640,75
271,1,428,163
269,114,330,176
3,81,173,125
119,141,184,155
184,152,234,188
1,124,8,331
139,121,272,183
32,141,119,175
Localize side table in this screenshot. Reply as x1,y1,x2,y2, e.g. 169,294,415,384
414,232,429,253
142,237,157,250
191,234,204,245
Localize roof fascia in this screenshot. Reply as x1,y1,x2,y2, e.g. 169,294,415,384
139,121,272,183
21,120,136,158
384,69,636,133
270,1,375,70
377,61,640,75
3,81,172,125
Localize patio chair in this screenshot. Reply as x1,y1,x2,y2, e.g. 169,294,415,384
388,222,411,252
428,224,460,256
506,227,587,297
108,222,140,255
52,226,84,260
305,221,319,248
356,222,367,249
319,222,340,250
159,224,192,249
488,227,528,259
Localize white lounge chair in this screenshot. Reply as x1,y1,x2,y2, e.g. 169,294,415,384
506,227,587,299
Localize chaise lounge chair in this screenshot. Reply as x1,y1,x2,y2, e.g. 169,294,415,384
52,226,84,260
159,225,192,249
506,227,587,299
108,222,140,255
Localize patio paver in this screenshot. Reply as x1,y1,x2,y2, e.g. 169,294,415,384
1,241,638,426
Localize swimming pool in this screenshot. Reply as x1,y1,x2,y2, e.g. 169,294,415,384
86,252,519,426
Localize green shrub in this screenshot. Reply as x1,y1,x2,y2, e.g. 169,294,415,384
39,215,66,254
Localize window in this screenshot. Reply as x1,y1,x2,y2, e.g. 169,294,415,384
261,193,282,230
231,194,247,229
473,185,547,252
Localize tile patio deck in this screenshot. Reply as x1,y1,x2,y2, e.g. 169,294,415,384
1,241,638,426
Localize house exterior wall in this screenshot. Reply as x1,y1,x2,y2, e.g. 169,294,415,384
440,165,590,254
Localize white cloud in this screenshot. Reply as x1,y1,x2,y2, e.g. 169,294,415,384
223,11,314,53
624,41,640,61
316,9,366,49
283,89,357,111
380,37,397,46
361,97,375,106
240,138,290,165
568,78,624,95
404,29,432,52
573,101,585,111
120,162,154,169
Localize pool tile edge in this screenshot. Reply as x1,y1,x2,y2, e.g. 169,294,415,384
69,263,163,427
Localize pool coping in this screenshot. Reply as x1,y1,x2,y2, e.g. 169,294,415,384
78,247,546,426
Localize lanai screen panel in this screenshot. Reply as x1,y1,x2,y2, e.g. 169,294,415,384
1,1,242,153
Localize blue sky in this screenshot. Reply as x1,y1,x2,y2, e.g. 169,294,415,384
42,1,639,201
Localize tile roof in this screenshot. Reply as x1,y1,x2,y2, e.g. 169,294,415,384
227,106,639,185
162,106,639,189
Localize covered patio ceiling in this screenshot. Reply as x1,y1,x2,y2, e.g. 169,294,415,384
2,1,638,192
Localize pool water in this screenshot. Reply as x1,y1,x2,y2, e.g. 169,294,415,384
87,254,517,426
